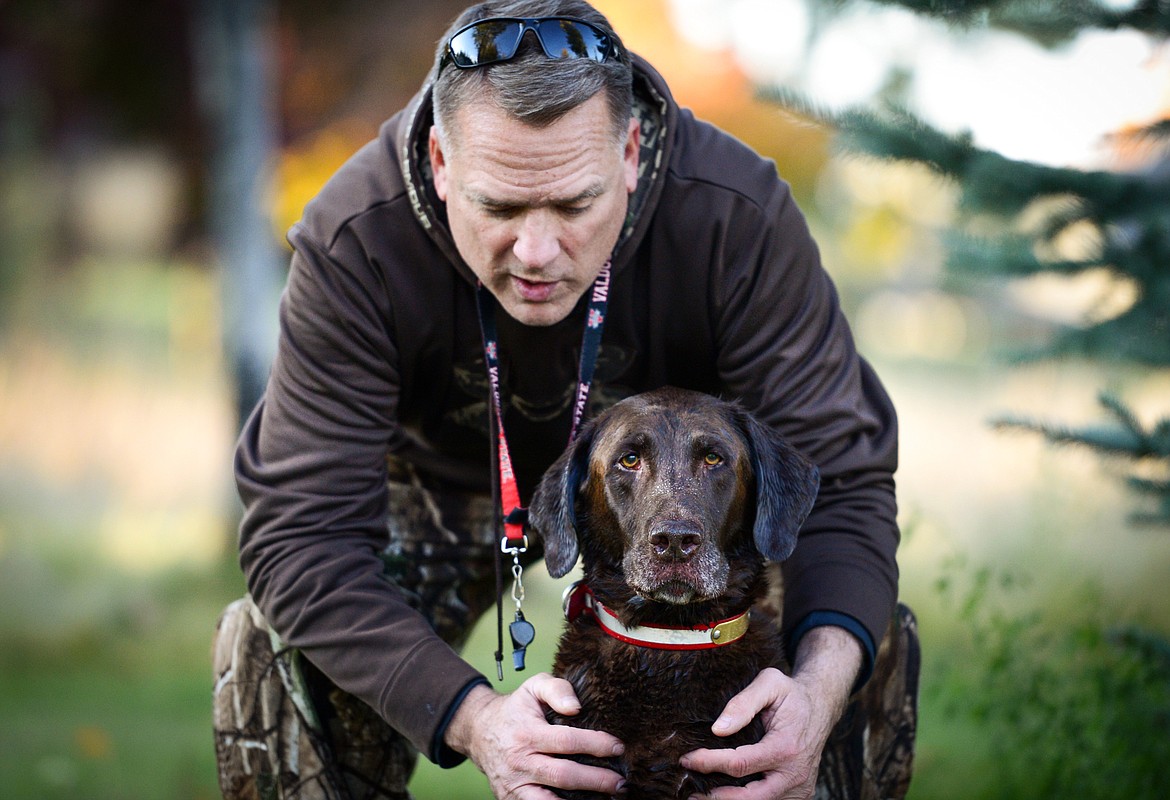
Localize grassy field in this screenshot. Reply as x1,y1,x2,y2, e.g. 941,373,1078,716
1,260,1168,799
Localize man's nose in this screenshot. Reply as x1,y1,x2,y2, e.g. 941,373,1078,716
513,213,560,268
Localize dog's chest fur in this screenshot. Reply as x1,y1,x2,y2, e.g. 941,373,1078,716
548,608,785,800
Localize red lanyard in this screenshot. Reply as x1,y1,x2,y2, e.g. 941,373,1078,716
475,262,612,543
476,263,612,678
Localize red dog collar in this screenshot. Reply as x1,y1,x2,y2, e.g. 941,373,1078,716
561,581,751,651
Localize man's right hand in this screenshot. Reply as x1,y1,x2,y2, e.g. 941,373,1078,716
444,673,627,799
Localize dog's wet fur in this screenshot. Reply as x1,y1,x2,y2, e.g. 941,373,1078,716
528,387,820,799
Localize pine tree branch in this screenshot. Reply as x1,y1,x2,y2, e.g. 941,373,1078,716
845,0,1170,43
761,86,1170,223
835,105,979,179
1045,312,1170,367
1110,0,1170,36
991,406,1170,525
993,395,1170,459
1128,476,1170,497
1126,501,1170,527
810,103,1161,219
946,231,1104,277
991,415,1152,456
1111,118,1170,149
1125,475,1170,525
1099,391,1147,438
755,85,839,129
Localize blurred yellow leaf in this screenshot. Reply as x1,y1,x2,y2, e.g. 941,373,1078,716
269,118,378,245
74,726,113,760
841,204,914,276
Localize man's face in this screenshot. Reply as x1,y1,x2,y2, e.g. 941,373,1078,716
431,92,639,327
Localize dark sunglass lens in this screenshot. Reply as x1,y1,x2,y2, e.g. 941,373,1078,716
535,19,610,62
449,20,524,67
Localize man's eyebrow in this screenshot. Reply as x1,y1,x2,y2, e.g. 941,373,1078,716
468,183,607,209
470,193,520,211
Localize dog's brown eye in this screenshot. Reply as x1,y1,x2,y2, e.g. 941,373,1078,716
618,452,641,470
703,452,723,467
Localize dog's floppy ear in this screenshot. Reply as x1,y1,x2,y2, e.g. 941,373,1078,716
528,425,595,578
737,410,820,562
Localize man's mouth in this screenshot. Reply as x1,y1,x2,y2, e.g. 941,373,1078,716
511,275,558,302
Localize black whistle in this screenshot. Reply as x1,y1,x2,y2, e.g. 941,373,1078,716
509,611,536,671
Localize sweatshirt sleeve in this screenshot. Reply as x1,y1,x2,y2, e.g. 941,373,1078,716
235,225,486,765
712,179,900,675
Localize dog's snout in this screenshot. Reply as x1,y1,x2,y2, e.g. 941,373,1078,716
649,523,702,561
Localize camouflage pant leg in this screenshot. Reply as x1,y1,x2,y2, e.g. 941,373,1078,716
212,473,501,800
817,603,921,800
212,595,413,800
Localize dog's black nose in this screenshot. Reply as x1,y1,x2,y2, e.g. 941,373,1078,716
649,524,702,561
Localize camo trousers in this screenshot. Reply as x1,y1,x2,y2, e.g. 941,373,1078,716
212,476,919,800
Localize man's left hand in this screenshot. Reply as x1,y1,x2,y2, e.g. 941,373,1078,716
679,626,862,800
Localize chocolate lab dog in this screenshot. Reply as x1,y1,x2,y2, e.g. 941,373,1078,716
528,387,820,799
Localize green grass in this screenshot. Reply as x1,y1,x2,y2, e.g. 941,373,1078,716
0,543,556,800
4,542,1166,800
0,664,218,800
0,557,243,800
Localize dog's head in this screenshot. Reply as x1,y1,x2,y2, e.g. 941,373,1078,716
528,387,820,605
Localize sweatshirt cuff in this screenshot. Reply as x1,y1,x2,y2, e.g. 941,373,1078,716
787,610,875,693
430,676,491,768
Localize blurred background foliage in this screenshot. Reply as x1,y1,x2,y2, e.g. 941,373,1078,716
1,0,1168,798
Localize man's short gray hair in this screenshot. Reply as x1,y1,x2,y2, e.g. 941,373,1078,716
431,0,634,149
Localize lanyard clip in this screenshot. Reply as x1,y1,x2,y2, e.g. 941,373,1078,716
501,506,529,555
500,533,529,555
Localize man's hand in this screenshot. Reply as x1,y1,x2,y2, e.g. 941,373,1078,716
444,673,626,799
680,626,862,800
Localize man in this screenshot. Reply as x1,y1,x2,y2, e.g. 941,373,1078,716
213,2,917,799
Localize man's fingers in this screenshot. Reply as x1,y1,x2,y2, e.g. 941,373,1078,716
710,667,787,736
680,741,765,779
524,672,582,716
455,676,628,799
682,666,831,800
521,673,625,758
541,723,625,758
527,754,627,796
683,670,790,775
687,768,807,800
682,736,817,800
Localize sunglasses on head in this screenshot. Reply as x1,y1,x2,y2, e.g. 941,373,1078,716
439,16,621,73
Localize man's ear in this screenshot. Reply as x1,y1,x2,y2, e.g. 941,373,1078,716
623,116,640,194
429,126,449,201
